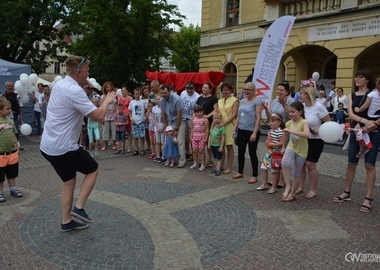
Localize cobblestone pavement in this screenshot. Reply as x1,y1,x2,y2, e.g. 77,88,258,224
1,133,380,269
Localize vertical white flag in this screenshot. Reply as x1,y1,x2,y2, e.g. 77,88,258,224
252,15,296,105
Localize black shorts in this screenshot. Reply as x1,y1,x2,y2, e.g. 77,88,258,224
41,147,98,182
306,138,324,163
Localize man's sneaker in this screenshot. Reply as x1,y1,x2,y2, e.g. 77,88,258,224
10,189,23,198
177,162,186,168
0,193,6,202
60,220,89,232
71,206,93,223
215,170,221,176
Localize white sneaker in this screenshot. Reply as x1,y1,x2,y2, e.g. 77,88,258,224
199,164,205,171
190,163,198,169
177,162,186,168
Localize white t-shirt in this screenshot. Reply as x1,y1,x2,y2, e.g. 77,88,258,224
180,91,200,120
367,90,380,118
40,76,96,155
327,90,335,107
128,99,147,124
34,91,45,112
152,105,164,132
304,102,329,139
332,95,348,111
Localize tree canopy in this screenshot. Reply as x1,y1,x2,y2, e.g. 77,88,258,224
0,0,185,86
0,0,81,74
169,24,200,72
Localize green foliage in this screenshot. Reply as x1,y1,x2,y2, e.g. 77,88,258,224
0,0,184,85
68,0,184,86
0,0,81,74
169,24,200,72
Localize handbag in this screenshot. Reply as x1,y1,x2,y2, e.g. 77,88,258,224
341,92,369,151
341,133,351,151
271,152,283,169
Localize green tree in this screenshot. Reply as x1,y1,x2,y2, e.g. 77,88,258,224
68,0,184,86
0,0,82,74
169,24,200,72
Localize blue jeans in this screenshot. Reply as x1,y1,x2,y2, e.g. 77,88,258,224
348,129,380,166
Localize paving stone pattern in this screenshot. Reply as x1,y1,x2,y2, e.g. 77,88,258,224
0,134,379,269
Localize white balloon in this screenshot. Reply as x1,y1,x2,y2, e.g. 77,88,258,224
94,83,101,90
20,76,30,86
54,75,63,82
89,78,97,83
319,122,344,143
20,123,32,136
29,86,37,93
20,73,29,79
21,94,30,104
14,81,25,92
29,73,39,84
312,72,320,81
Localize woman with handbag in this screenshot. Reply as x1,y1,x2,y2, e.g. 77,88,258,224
333,69,379,213
296,85,331,199
232,82,262,184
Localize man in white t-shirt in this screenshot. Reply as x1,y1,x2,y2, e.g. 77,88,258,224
327,81,336,113
31,83,45,136
180,81,200,160
40,56,116,232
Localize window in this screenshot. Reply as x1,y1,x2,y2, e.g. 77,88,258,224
224,63,237,89
35,41,40,50
54,62,60,74
226,0,239,27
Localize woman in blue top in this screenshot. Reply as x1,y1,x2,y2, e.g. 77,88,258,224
232,82,262,184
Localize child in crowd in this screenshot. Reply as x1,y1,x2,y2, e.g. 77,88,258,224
115,104,128,155
208,111,225,176
128,88,147,156
163,126,179,167
39,90,50,136
118,86,133,153
257,113,285,194
280,101,310,202
87,98,101,157
152,94,165,163
334,102,348,142
146,102,156,159
353,77,380,157
0,99,23,202
142,86,151,151
190,105,209,171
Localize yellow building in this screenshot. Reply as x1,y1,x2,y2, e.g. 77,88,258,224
200,0,380,97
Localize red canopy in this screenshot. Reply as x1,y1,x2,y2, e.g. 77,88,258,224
145,71,226,94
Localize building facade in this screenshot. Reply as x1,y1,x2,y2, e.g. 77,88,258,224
200,0,380,97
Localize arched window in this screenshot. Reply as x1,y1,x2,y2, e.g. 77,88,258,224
223,62,237,89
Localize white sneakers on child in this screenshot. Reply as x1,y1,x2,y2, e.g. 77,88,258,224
190,163,198,169
199,164,205,171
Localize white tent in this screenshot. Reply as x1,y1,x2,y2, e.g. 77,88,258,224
0,59,31,94
37,77,52,86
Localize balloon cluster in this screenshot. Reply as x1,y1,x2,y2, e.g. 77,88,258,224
14,73,39,104
88,78,101,91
